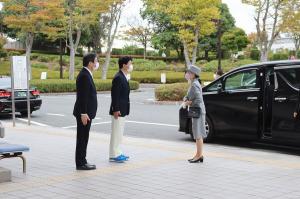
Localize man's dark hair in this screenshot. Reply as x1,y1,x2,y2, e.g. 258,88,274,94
83,53,97,67
118,56,132,69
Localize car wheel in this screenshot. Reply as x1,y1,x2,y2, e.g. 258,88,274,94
20,111,33,117
204,116,214,143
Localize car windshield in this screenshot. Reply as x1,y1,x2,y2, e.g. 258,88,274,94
0,78,11,89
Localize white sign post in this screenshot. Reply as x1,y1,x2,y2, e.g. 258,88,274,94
161,73,166,84
11,56,30,126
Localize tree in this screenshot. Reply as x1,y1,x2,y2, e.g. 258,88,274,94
141,1,183,58
242,0,289,62
123,19,153,59
65,0,112,80
101,1,125,80
2,0,65,78
281,0,300,58
146,0,220,66
222,28,249,55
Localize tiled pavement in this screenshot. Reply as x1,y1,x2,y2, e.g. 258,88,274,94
1,122,300,199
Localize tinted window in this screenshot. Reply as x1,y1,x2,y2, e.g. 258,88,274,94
0,78,11,89
225,70,257,90
277,67,300,89
205,80,221,92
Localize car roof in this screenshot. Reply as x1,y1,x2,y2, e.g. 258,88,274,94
230,60,300,73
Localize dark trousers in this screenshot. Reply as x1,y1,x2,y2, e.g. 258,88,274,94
75,117,92,166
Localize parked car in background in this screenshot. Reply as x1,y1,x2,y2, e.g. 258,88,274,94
179,60,300,147
0,76,42,116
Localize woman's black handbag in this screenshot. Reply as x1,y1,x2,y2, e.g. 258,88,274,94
188,107,201,118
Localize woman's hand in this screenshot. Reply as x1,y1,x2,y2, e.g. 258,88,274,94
294,112,298,119
185,101,192,106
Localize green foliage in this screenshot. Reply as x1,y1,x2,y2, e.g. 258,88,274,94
222,27,249,53
30,79,139,93
155,83,188,101
270,52,289,61
250,48,260,61
200,59,258,72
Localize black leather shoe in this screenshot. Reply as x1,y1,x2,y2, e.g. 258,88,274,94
76,163,96,170
188,156,204,163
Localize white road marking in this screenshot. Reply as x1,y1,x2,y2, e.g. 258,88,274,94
17,118,49,127
126,120,178,128
94,117,102,120
47,113,65,117
62,121,111,129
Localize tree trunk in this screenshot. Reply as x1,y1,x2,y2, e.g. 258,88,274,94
204,50,209,61
25,32,34,80
191,27,200,65
68,29,81,80
183,41,191,67
144,42,147,60
101,4,122,80
260,49,268,62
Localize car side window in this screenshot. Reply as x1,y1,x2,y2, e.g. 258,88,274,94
225,69,257,90
277,66,300,89
205,80,222,92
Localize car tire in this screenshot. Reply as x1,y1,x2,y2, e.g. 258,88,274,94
204,116,214,143
20,111,33,117
189,116,215,143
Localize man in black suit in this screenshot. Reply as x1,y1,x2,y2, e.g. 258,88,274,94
109,56,133,163
73,53,99,170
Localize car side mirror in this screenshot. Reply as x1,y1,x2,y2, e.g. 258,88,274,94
217,83,223,93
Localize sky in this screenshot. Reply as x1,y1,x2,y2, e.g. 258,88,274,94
120,0,256,34
0,1,257,48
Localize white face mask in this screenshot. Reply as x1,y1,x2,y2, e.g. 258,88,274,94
94,62,99,71
128,64,133,73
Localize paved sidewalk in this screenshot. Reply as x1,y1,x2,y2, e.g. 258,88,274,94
1,122,300,199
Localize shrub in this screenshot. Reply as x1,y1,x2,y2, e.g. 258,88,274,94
30,79,139,93
250,48,260,61
200,59,258,72
270,52,289,61
7,51,23,57
155,83,189,101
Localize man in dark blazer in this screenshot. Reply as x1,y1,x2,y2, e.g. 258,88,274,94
73,53,99,170
109,56,133,163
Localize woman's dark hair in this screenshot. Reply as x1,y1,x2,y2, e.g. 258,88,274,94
118,56,132,69
83,53,97,67
195,74,202,84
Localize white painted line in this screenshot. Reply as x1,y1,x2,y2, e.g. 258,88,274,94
62,125,77,129
147,98,154,101
91,121,111,126
17,118,49,127
62,121,111,129
94,117,102,120
126,120,178,128
47,113,65,117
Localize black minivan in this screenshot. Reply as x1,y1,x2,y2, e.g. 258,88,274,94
179,60,300,147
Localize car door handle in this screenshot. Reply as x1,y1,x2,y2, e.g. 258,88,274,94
274,97,287,102
247,97,258,101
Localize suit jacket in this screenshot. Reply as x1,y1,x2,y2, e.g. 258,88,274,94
109,71,130,117
185,79,206,114
73,68,98,119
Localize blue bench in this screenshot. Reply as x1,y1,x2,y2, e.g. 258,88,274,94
0,142,29,173
0,122,29,173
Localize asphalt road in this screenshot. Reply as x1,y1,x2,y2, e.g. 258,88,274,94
1,86,300,155
0,87,191,142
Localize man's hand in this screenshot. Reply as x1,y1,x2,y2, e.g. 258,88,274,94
294,112,298,119
113,111,121,119
81,114,90,126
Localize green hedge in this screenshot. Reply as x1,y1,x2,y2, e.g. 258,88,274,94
155,83,188,101
30,79,139,93
201,59,258,72
130,71,213,84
